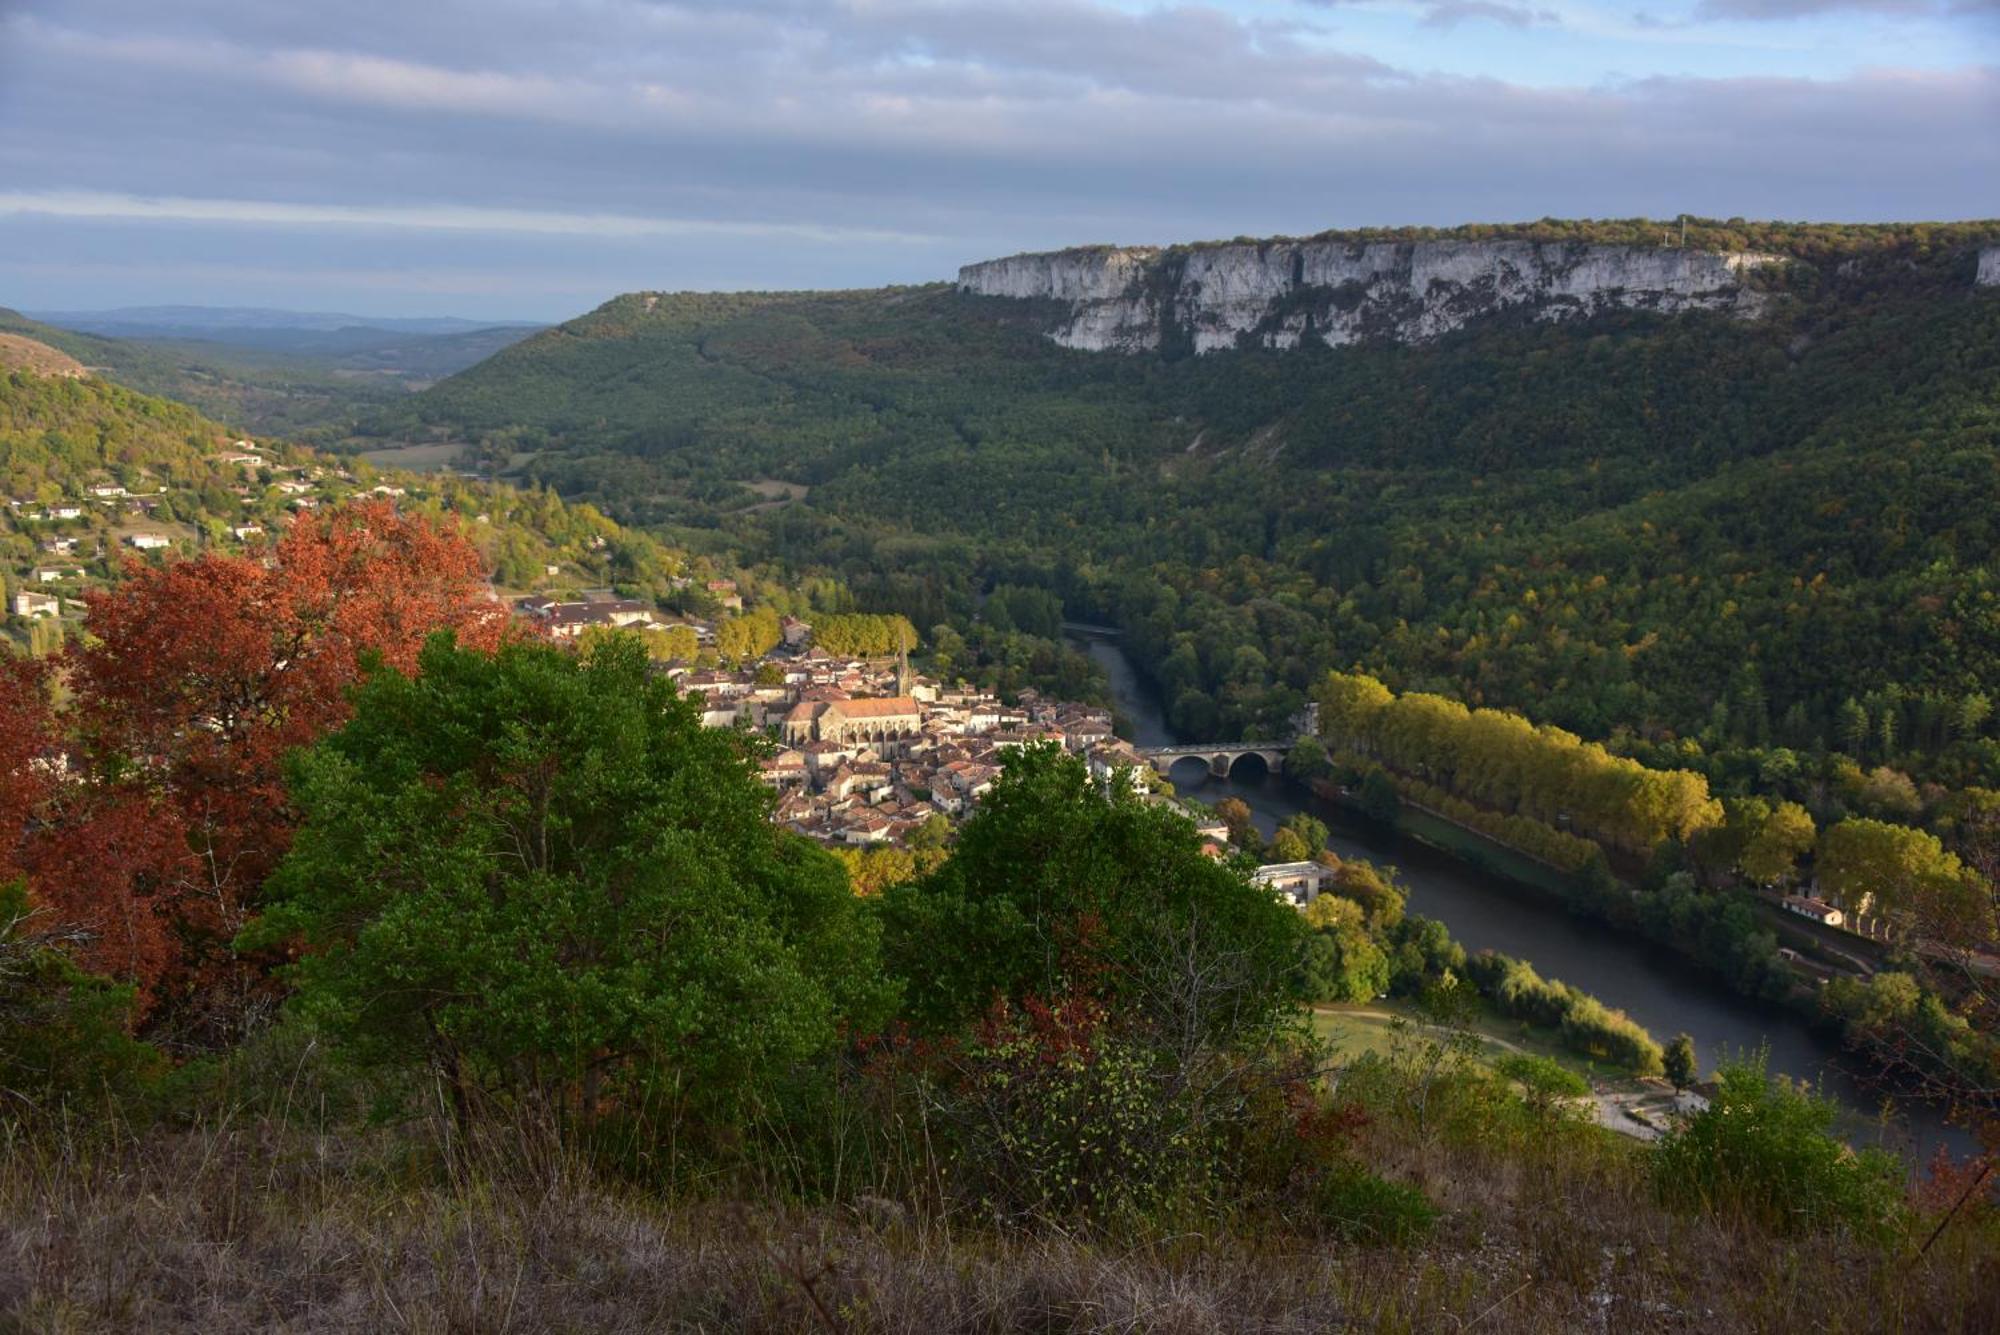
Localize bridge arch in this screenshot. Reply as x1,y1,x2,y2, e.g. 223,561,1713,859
1144,743,1287,780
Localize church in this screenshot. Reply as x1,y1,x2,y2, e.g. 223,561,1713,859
781,696,924,746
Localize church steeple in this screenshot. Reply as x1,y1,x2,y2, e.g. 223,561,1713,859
896,621,910,696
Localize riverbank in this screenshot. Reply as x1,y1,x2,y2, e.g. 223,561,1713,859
1313,1001,1682,1143
1072,631,1969,1160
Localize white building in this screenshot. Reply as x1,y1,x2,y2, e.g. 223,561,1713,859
12,591,60,619
1782,894,1845,929
1253,861,1336,907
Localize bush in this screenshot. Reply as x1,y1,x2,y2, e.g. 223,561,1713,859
928,995,1203,1226
1463,950,1665,1075
1312,1163,1438,1246
1654,1056,1906,1240
0,881,162,1112
1493,1053,1590,1116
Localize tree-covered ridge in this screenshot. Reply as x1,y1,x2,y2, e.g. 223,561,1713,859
1150,217,2000,268
365,233,2000,784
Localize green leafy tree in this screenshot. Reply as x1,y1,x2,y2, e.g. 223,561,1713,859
1739,800,1816,887
1818,818,1991,943
1663,1032,1699,1091
1279,812,1330,856
248,633,893,1125
1286,736,1333,782
878,743,1303,1045
1299,895,1390,1003
1836,698,1870,757
1269,827,1312,863
1358,770,1401,825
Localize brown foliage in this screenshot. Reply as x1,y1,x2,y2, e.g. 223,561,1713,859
7,501,503,1033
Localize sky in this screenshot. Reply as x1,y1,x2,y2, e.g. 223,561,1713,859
1,0,1995,321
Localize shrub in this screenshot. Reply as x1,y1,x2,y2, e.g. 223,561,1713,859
1653,1055,1906,1240
1311,1163,1438,1245
1493,1052,1590,1116
928,995,1202,1226
1464,951,1665,1075
0,881,162,1111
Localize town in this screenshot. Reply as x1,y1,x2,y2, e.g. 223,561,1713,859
512,591,1256,863
0,435,1327,899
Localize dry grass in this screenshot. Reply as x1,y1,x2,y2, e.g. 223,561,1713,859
1,1111,1994,1334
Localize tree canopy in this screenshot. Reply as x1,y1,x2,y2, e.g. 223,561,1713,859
249,632,893,1118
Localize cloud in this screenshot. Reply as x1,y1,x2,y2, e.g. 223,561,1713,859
1302,0,1559,26
1417,1,1558,25
0,0,1993,316
1687,0,1992,17
0,191,933,244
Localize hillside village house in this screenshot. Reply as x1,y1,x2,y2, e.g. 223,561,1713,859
31,566,77,583
514,595,657,639
125,533,171,551
1782,894,1845,929
12,590,60,619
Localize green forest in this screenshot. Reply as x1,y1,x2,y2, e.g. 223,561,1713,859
360,224,2000,787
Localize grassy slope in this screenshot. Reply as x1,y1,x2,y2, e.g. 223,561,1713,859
5,1094,1991,1331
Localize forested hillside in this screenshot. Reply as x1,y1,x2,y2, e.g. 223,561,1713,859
0,360,696,641
365,222,2000,785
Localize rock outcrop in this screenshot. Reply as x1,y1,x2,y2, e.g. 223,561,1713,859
1978,247,2000,288
958,239,1785,353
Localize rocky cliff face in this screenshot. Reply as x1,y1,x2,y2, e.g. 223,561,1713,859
1978,247,2000,288
958,239,1785,353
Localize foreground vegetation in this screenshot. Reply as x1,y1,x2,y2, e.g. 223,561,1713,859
5,551,1996,1326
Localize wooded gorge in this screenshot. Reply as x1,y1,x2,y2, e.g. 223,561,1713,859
365,225,2000,788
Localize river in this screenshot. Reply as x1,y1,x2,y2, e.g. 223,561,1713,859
1075,632,1968,1160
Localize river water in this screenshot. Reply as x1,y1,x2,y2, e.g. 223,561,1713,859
1077,633,1968,1159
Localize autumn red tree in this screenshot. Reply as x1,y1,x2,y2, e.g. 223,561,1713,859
0,654,54,865
0,652,183,999
41,500,505,1034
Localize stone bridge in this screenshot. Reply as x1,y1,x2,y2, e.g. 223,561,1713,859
1140,742,1290,779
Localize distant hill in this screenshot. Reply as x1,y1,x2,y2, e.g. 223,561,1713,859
0,333,87,378
0,306,542,441
28,306,538,338
364,218,2000,782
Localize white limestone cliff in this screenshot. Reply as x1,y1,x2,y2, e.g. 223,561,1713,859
958,239,1786,353
1978,247,2000,288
